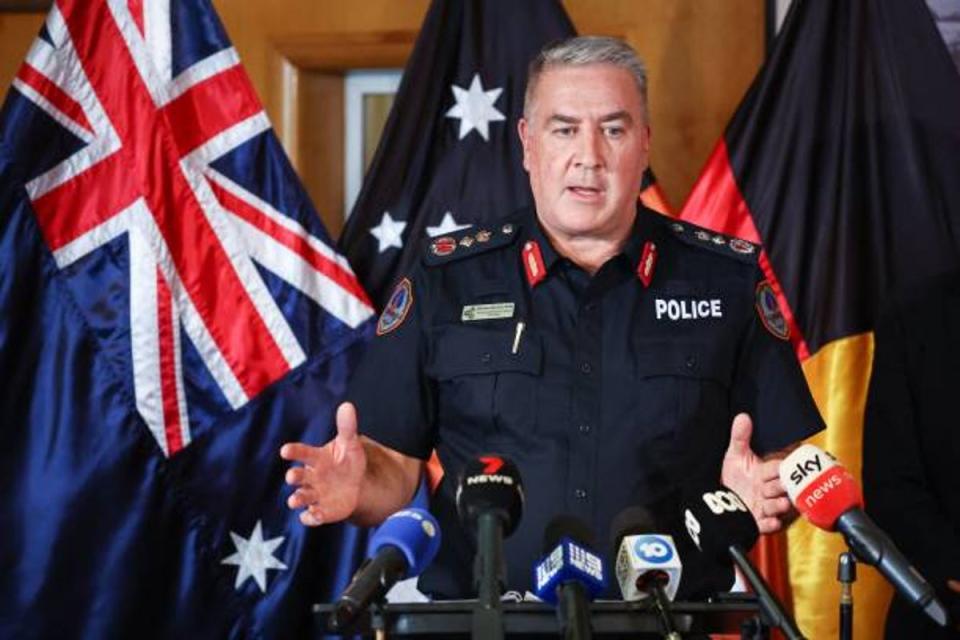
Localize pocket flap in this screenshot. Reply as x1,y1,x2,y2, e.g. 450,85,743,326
427,324,542,380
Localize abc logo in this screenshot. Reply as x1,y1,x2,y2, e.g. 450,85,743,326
633,535,674,564
684,509,702,551
702,490,748,515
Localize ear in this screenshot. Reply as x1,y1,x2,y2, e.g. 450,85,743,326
641,123,652,152
517,118,532,172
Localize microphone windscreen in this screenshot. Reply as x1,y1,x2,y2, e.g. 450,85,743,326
455,454,524,536
680,483,758,562
543,513,596,554
369,508,442,578
610,505,658,555
779,444,863,530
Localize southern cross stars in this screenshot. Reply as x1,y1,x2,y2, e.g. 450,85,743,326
445,73,506,141
221,520,288,593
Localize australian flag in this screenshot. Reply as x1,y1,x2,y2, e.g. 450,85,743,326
0,1,374,637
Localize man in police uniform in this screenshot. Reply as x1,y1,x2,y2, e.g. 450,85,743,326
281,37,824,598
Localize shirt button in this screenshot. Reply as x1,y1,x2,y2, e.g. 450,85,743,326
574,488,588,500
685,355,697,369
481,353,492,364
578,424,592,435
584,302,597,312
580,362,592,375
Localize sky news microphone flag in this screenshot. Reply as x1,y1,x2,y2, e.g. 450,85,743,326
680,0,960,637
338,0,671,311
0,1,375,637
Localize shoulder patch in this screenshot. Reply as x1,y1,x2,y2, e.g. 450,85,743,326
755,280,790,340
664,218,759,263
377,278,413,335
423,223,520,266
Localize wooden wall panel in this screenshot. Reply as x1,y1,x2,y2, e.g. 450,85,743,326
0,1,762,226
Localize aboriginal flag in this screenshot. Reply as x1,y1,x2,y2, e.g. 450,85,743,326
681,0,960,637
338,0,670,309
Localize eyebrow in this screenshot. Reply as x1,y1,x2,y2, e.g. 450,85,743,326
546,111,634,125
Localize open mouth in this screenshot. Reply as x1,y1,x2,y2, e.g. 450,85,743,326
567,185,604,199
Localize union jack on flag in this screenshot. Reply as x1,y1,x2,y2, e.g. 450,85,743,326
0,0,373,637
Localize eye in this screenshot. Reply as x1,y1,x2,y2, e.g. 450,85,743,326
603,125,625,138
552,126,575,138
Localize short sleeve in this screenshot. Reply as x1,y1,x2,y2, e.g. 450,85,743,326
346,269,437,460
731,275,825,454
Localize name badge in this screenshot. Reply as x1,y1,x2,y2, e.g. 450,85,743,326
461,302,515,322
655,298,723,321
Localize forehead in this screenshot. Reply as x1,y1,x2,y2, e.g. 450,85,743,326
529,63,643,120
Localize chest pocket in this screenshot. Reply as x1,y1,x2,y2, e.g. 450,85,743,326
632,340,735,478
426,324,542,450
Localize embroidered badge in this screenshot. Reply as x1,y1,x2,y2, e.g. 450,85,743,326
522,240,546,288
729,238,755,255
695,230,711,242
755,281,790,340
461,302,516,322
501,224,515,235
475,230,493,243
711,234,726,246
671,222,685,234
459,235,475,248
430,236,457,257
636,241,658,288
377,278,414,336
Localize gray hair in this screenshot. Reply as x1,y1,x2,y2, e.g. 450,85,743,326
524,36,649,123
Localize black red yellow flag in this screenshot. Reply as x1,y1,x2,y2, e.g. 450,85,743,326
681,0,960,637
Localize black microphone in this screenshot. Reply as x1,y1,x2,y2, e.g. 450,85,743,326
456,454,524,640
680,483,806,640
533,515,606,640
611,506,683,640
331,508,441,630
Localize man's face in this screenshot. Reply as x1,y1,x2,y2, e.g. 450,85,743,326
518,63,650,244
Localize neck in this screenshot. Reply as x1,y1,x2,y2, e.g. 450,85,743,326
540,214,636,275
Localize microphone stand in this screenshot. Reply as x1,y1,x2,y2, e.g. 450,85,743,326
837,552,856,640
472,511,505,640
637,571,681,640
557,580,592,640
729,545,806,640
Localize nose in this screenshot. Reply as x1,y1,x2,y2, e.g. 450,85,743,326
574,128,604,170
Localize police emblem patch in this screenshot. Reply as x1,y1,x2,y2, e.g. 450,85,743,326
377,278,414,335
430,236,457,257
729,238,755,255
755,281,790,340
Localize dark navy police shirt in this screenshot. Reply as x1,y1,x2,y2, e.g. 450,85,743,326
347,205,824,599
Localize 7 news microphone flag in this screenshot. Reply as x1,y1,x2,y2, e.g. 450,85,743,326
337,0,670,310
0,1,374,637
680,0,960,637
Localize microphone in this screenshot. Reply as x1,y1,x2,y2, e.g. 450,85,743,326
533,515,606,640
681,483,805,640
780,444,948,627
331,507,441,630
611,506,683,639
456,454,524,640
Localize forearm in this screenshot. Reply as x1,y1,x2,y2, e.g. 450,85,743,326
350,436,424,527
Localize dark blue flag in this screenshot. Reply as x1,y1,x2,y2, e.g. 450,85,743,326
338,0,578,308
0,0,374,637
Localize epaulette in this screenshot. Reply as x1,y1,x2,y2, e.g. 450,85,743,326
660,217,760,263
422,222,521,266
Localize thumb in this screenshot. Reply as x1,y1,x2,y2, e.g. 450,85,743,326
335,401,359,443
726,413,754,459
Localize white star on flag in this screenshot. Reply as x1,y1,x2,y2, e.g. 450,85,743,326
445,73,506,141
426,212,473,238
369,211,407,253
221,520,288,593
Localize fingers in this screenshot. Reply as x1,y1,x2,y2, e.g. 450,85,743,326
726,413,754,458
336,401,359,442
280,442,320,464
760,474,786,499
